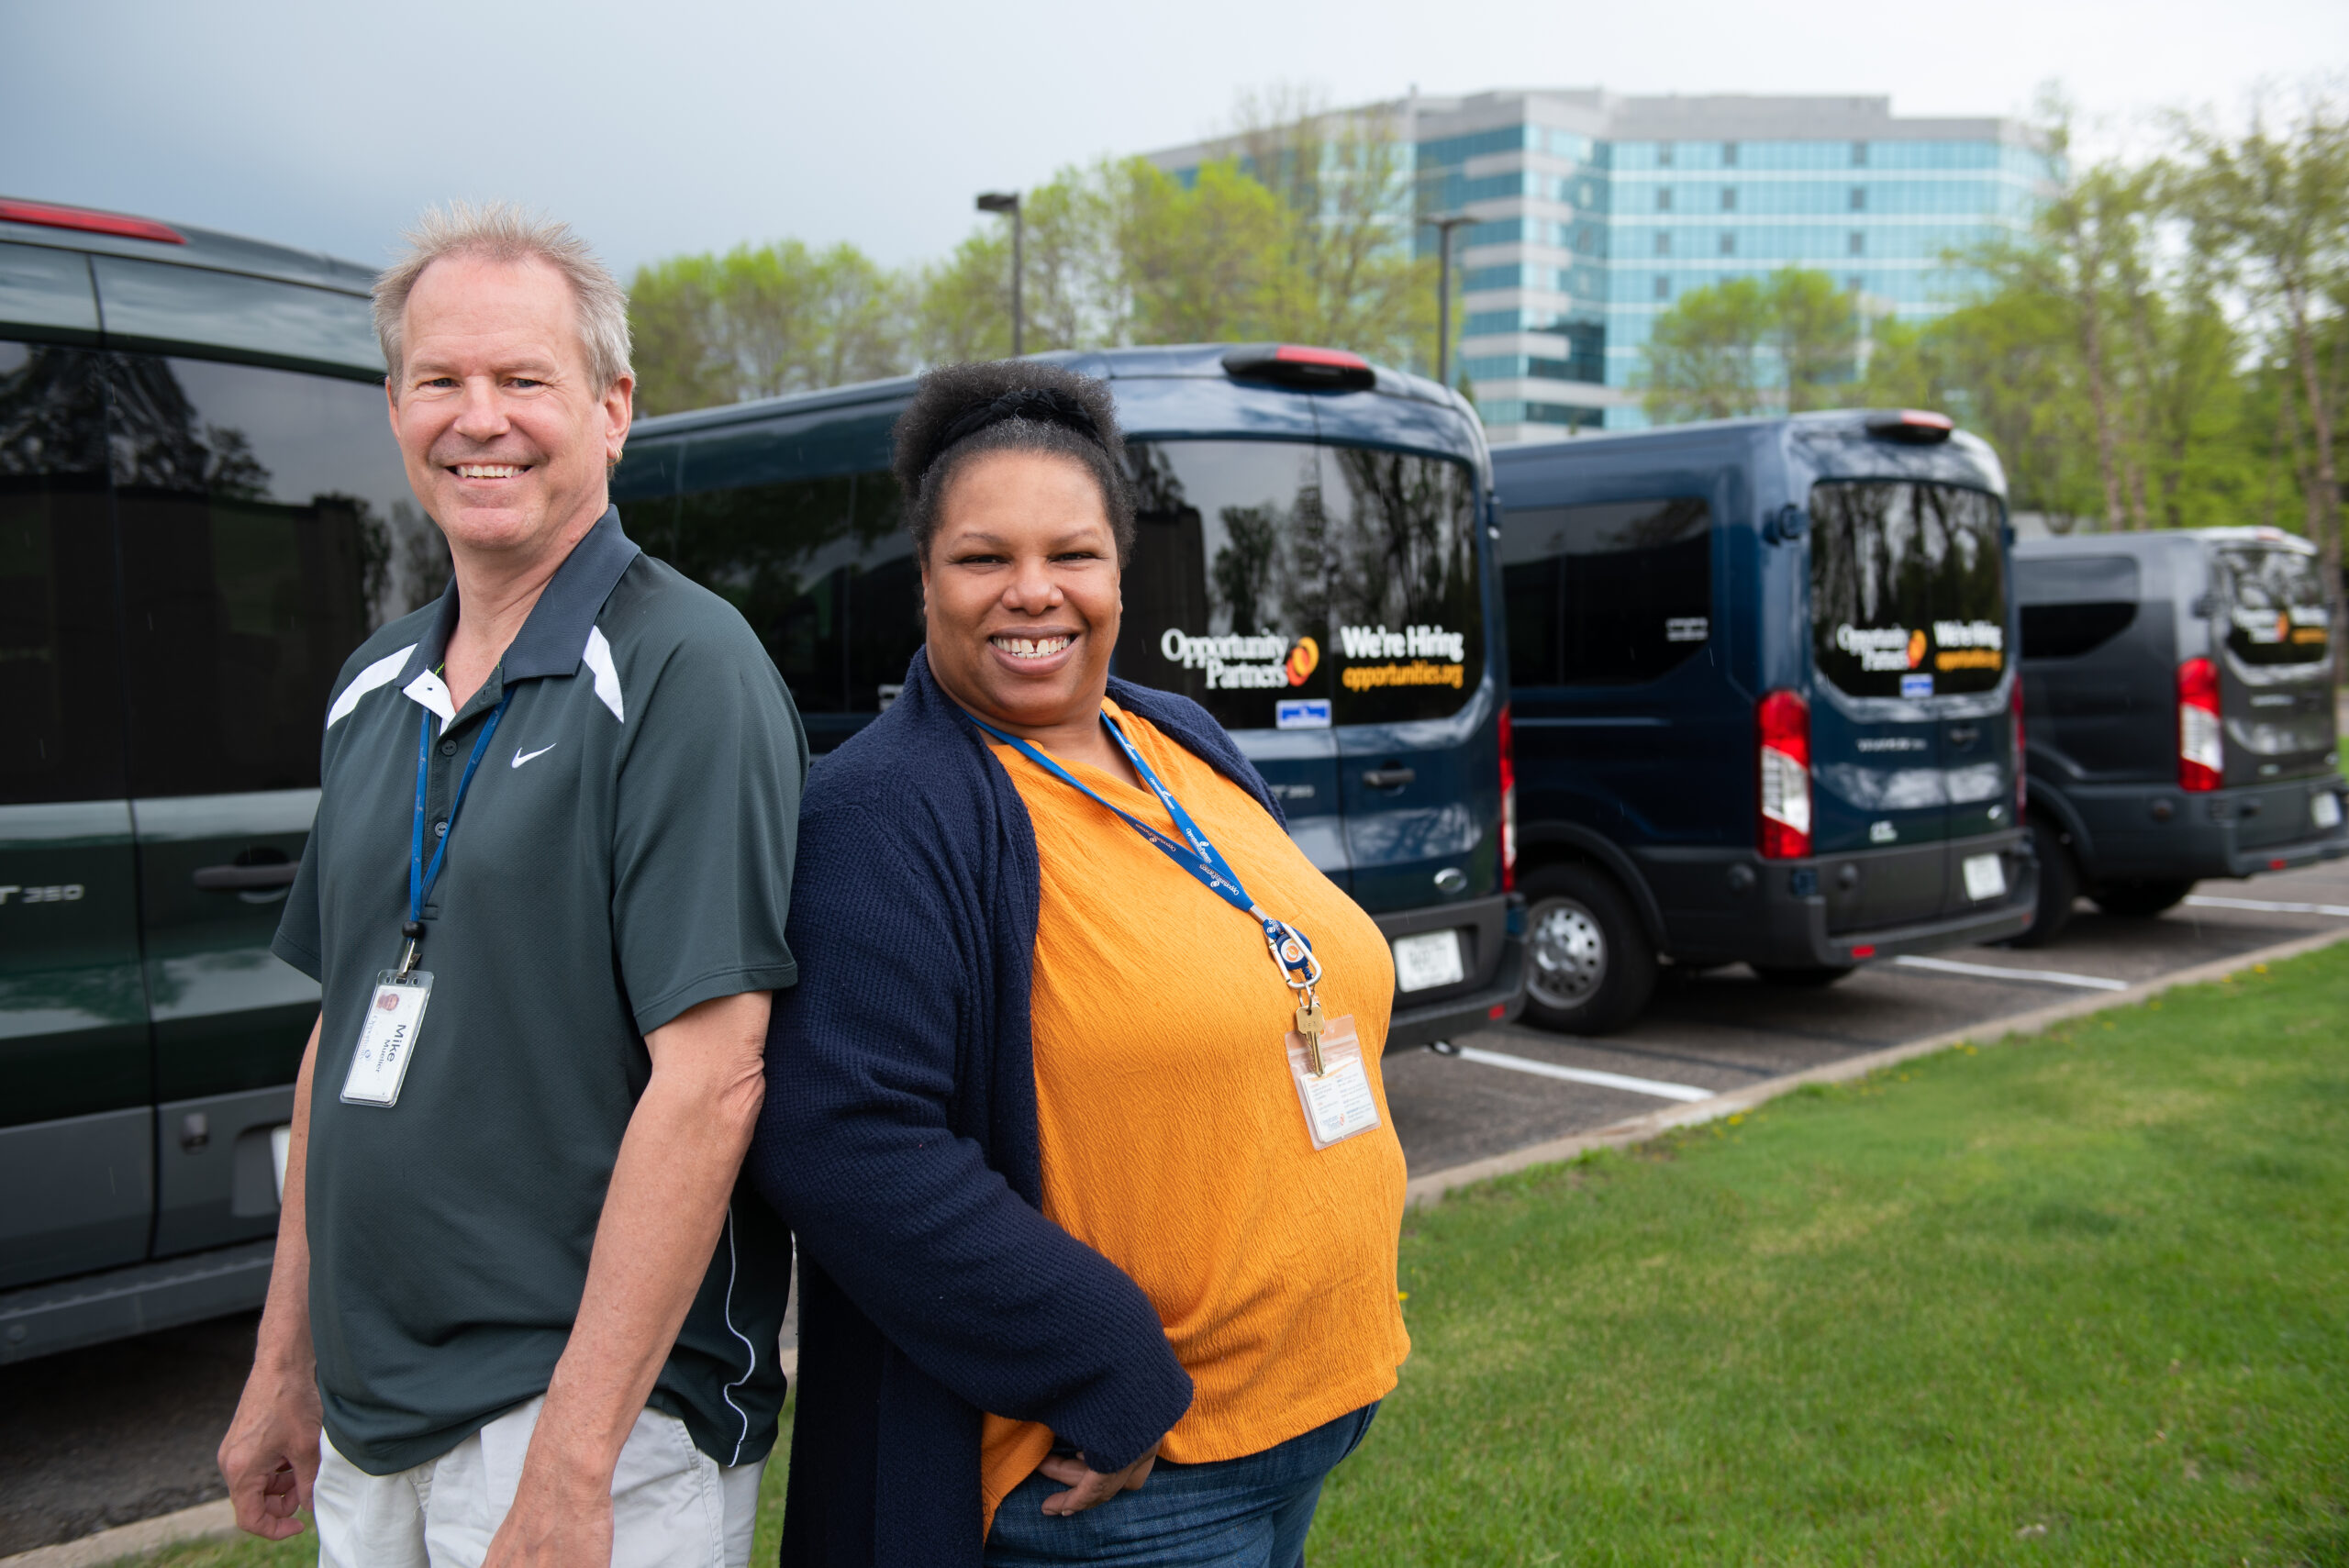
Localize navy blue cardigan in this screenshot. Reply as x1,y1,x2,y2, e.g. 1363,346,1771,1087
748,649,1286,1567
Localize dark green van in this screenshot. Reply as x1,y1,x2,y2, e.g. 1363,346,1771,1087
0,199,433,1360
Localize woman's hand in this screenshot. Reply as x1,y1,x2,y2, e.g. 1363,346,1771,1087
1034,1442,1160,1515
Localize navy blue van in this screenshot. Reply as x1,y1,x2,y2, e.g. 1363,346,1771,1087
610,343,1527,1047
1489,410,2039,1032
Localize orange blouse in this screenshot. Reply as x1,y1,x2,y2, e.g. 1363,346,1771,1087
978,702,1409,1535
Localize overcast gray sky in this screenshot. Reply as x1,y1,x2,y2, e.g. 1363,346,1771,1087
5,0,2342,281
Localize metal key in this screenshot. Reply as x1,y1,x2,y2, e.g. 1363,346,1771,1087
1296,997,1327,1074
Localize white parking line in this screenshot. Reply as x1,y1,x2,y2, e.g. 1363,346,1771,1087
2186,894,2349,917
1452,1046,1716,1102
1893,954,2129,991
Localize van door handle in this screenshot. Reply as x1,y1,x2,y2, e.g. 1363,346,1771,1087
1361,767,1417,789
193,863,299,891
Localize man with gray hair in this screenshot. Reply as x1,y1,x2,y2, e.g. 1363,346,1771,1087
217,202,805,1567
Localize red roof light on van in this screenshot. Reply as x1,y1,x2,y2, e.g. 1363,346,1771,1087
1221,343,1376,391
0,198,184,245
1866,409,1954,444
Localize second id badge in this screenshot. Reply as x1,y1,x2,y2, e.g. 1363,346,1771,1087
1285,1012,1382,1151
340,969,434,1107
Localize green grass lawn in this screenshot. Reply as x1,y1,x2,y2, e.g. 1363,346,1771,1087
1311,942,2349,1566
130,943,2345,1567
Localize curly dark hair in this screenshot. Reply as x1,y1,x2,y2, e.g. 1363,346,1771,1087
891,360,1136,564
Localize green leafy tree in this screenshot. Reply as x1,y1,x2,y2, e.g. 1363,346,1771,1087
2174,93,2349,623
1637,275,1772,421
629,240,908,416
1636,268,1859,423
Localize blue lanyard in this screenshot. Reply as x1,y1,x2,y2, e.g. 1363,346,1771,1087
397,689,513,973
966,707,1322,995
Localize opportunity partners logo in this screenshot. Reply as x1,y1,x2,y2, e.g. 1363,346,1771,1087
1160,628,1321,689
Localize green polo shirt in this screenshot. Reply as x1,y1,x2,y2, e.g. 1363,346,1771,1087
273,506,806,1474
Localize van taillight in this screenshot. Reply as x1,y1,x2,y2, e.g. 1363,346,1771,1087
1757,690,1811,859
2011,675,2027,815
2177,657,2222,791
1497,702,1518,890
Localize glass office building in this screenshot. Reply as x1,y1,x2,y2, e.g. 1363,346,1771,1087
1150,91,2053,441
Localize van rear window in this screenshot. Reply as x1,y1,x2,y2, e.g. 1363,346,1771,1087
2219,547,2329,666
1117,440,1483,729
1810,481,2007,698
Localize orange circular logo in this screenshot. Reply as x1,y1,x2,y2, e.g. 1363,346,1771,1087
1906,628,1928,668
1285,636,1320,686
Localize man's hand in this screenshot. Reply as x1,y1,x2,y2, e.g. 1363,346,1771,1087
480,1461,614,1568
217,1360,323,1540
1034,1442,1160,1517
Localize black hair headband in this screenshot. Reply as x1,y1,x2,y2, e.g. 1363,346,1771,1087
930,387,1102,471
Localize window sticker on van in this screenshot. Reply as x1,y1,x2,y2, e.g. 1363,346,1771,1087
1811,481,2008,699
1158,629,1319,690
2220,549,2329,667
1335,624,1468,692
1116,440,1484,728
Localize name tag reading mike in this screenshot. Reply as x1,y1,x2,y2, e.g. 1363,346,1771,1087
1286,1012,1380,1150
341,970,434,1107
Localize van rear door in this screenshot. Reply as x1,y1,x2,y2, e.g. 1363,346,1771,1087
1319,444,1494,918
1808,480,2013,930
0,336,154,1291
1112,439,1349,887
2210,542,2335,786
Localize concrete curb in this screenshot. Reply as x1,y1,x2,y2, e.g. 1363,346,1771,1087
1403,923,2349,1209
0,1500,239,1568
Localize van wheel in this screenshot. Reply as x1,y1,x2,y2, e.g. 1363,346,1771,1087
2093,879,2195,917
1752,965,1855,987
2005,817,2079,947
1520,863,1656,1036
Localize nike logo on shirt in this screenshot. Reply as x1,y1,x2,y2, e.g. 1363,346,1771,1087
511,744,558,770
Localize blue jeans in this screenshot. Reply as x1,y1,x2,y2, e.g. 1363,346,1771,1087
984,1403,1379,1568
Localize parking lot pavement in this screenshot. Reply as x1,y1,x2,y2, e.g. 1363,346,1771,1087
4,855,2344,1556
1386,855,2349,1177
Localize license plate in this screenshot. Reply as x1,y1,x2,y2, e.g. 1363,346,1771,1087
1392,929,1467,993
2314,791,2343,829
1962,852,2007,902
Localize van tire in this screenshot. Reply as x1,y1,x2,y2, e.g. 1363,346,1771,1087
1520,863,1657,1036
1752,964,1855,987
2092,879,2195,917
2005,817,2079,947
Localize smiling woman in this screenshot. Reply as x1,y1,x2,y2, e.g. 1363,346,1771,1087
751,361,1411,1568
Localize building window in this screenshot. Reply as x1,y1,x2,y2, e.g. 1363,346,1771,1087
1723,141,1739,167
1853,140,1868,166
1654,275,1671,301
1720,232,1736,256
1720,187,1737,211
1658,143,1674,167
1846,275,1864,294
1656,187,1673,212
1849,232,1865,256
1850,186,1866,211
1654,231,1672,256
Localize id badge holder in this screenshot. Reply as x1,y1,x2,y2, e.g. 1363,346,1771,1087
1285,1013,1382,1151
340,969,434,1107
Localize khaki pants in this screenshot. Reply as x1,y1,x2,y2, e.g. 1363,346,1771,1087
314,1396,763,1568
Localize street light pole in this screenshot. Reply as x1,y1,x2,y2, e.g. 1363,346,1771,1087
976,192,1023,357
1419,213,1471,392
